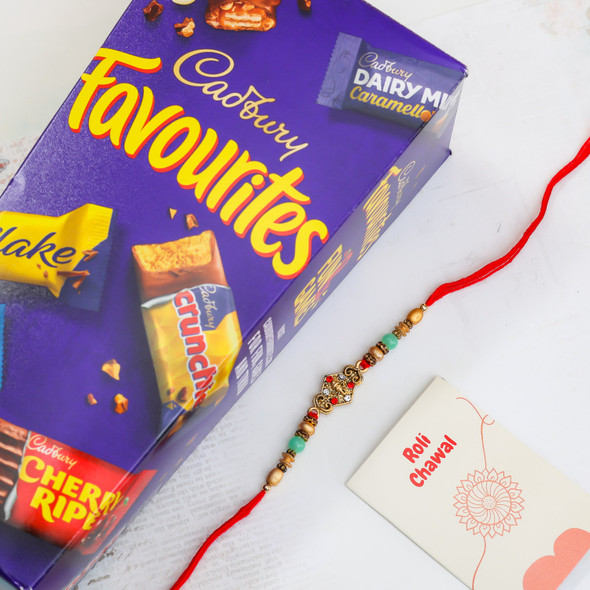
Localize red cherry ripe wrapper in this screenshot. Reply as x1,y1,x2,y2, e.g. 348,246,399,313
0,417,155,554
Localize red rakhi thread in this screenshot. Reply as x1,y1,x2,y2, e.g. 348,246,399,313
169,136,590,589
426,135,590,306
169,489,266,590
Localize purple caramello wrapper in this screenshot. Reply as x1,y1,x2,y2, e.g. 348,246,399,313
318,33,465,128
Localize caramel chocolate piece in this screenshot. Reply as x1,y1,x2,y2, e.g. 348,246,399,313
185,213,198,230
86,393,98,405
205,0,280,32
169,208,178,220
132,231,228,302
174,17,195,37
56,270,90,279
82,249,98,262
0,418,28,515
143,0,163,21
297,0,311,11
114,394,129,414
102,359,121,381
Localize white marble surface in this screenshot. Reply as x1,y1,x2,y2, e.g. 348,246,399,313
1,1,590,589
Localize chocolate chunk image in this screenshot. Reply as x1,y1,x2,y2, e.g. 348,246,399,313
205,0,281,31
132,231,228,302
0,418,28,518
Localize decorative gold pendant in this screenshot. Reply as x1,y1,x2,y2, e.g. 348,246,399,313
313,365,363,414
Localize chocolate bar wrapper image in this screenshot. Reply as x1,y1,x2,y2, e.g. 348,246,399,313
0,417,155,555
205,0,281,31
318,32,464,128
0,204,115,311
132,231,242,433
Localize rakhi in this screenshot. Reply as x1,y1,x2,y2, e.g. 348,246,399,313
170,135,590,590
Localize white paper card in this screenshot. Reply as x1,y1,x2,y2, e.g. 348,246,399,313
347,377,590,590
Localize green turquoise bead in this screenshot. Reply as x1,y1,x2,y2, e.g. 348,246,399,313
382,333,398,350
289,436,306,453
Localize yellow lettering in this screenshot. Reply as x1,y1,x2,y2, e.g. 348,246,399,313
124,87,184,158
317,245,343,293
69,48,161,133
219,183,255,225
87,83,140,148
40,465,67,492
52,495,67,519
62,475,83,499
79,482,103,515
30,487,56,523
350,86,362,100
206,151,267,213
148,116,202,173
294,276,316,326
20,456,44,483
234,168,308,238
82,510,100,531
176,134,239,204
272,219,329,279
250,202,307,257
99,490,121,515
63,500,88,523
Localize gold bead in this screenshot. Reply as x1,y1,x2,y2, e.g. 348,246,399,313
398,322,410,335
407,308,423,325
266,468,283,486
368,346,384,362
281,452,294,465
298,421,315,436
295,429,310,442
263,484,271,492
376,341,389,355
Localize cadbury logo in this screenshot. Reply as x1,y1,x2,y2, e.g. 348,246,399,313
0,227,76,267
28,435,78,470
173,289,217,401
173,49,308,162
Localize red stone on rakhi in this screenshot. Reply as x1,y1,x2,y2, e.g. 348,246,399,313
347,381,354,389
330,397,338,405
326,375,333,382
360,359,370,370
308,410,318,419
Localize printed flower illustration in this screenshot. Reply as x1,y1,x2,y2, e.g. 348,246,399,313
454,468,523,538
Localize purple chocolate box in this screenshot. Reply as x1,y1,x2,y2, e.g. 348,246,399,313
0,1,466,588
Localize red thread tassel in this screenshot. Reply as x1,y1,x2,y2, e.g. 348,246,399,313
169,489,266,590
426,136,590,307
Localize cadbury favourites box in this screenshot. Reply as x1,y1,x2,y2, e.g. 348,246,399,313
0,1,467,587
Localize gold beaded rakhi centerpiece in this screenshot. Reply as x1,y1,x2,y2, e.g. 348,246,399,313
263,305,426,491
